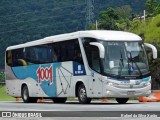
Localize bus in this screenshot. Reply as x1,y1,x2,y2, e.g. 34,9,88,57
5,30,157,104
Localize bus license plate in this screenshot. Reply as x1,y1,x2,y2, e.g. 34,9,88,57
127,91,135,95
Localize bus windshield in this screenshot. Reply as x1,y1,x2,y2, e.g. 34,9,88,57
101,41,149,77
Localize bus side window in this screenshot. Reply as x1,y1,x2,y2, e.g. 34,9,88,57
52,49,57,62
67,43,75,61
91,47,101,73
72,40,83,64
11,48,27,67
87,45,100,73
83,38,101,73
6,50,12,66
53,43,61,62
61,44,67,61
74,46,83,64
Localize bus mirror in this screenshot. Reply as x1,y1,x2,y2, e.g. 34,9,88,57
144,43,157,59
89,42,105,58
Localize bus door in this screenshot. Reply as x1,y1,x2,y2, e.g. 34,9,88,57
86,44,103,97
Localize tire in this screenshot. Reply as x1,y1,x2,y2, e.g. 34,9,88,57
77,84,91,104
52,97,67,103
21,86,37,103
116,98,129,104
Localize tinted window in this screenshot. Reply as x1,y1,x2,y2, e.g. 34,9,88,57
6,50,12,66
54,39,83,64
11,48,25,66
83,38,101,73
7,39,84,67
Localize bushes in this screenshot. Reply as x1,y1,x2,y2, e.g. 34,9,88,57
150,58,160,90
129,14,160,90
0,72,5,82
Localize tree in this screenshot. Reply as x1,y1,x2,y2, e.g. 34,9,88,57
98,8,121,30
129,19,142,33
145,0,157,14
154,4,160,15
96,7,130,30
115,5,132,19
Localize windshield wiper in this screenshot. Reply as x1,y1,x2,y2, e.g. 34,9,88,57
118,50,124,77
129,52,143,78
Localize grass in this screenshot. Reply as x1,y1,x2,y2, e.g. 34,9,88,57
0,85,15,101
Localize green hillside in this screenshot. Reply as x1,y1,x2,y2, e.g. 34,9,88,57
0,0,146,69
129,15,160,43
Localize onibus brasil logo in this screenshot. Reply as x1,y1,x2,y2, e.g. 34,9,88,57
36,65,53,85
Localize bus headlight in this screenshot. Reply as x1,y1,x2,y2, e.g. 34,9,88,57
107,81,119,86
143,81,151,87
108,82,113,86
102,76,119,86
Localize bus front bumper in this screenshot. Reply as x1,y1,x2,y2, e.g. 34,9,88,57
104,85,151,98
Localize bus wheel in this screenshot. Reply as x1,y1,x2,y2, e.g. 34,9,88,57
52,98,67,103
116,98,129,104
21,86,37,103
77,84,91,104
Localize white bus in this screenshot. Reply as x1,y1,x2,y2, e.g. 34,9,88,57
5,30,157,104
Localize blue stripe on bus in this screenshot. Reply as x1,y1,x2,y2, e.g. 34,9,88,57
11,63,61,97
11,61,86,97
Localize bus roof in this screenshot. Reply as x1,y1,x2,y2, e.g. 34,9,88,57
6,30,142,50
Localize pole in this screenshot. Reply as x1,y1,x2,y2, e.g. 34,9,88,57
96,20,98,30
144,10,146,21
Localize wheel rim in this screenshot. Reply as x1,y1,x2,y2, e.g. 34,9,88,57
79,87,86,101
23,88,28,100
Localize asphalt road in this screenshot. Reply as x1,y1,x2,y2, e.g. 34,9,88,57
0,100,160,120
0,100,160,111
